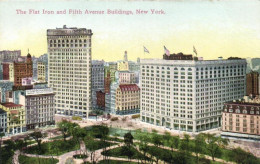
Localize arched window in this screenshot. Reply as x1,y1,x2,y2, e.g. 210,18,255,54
174,68,178,71
181,68,185,71
188,68,192,71
243,110,247,114
235,109,240,113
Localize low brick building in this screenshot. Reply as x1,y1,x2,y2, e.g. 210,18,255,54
96,90,105,110
14,53,33,87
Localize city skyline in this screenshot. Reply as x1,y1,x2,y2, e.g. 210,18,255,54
0,0,260,61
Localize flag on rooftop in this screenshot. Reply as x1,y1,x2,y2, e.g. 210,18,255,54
143,46,150,53
164,46,170,56
193,46,197,56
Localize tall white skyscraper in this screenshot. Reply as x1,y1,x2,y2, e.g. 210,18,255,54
140,56,247,132
47,25,92,117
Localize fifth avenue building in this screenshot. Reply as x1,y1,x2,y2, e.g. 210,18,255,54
140,55,247,132
47,25,92,117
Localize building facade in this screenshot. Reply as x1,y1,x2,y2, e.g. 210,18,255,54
0,109,7,134
117,61,129,71
104,71,111,93
47,25,93,117
246,71,259,96
115,84,140,115
92,60,105,108
19,88,55,130
13,53,33,87
140,57,247,132
0,50,21,62
0,81,14,103
2,63,10,80
96,90,105,110
37,62,46,82
222,101,260,137
118,71,136,84
0,102,26,134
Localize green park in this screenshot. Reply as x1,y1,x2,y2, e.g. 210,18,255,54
0,119,259,164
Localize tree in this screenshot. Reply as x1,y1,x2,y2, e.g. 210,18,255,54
85,135,98,163
72,127,87,146
227,147,260,164
124,132,134,148
123,132,134,162
193,133,206,163
29,131,46,154
202,133,228,161
151,133,163,148
57,120,70,141
179,134,191,161
121,145,134,162
15,139,27,152
168,136,180,152
68,122,80,139
138,134,150,163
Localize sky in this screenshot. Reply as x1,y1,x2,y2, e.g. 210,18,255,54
0,0,260,61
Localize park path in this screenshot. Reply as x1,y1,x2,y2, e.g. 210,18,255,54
12,150,20,164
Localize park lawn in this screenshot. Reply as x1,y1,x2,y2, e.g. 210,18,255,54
147,146,219,164
98,160,138,164
24,139,80,156
107,136,124,142
102,146,150,161
49,135,64,140
85,140,117,151
26,140,37,145
19,155,58,164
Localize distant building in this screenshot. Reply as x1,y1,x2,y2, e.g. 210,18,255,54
118,71,136,84
107,62,117,83
37,54,48,82
2,63,10,80
13,53,33,87
117,61,129,71
0,81,14,103
92,60,105,108
104,71,111,93
19,88,55,130
246,71,259,96
109,82,118,114
96,90,105,110
37,62,46,82
0,102,26,134
115,84,140,115
129,61,140,72
1,62,14,81
9,63,14,82
0,108,7,134
222,101,260,139
141,56,247,132
105,93,111,113
0,50,21,62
